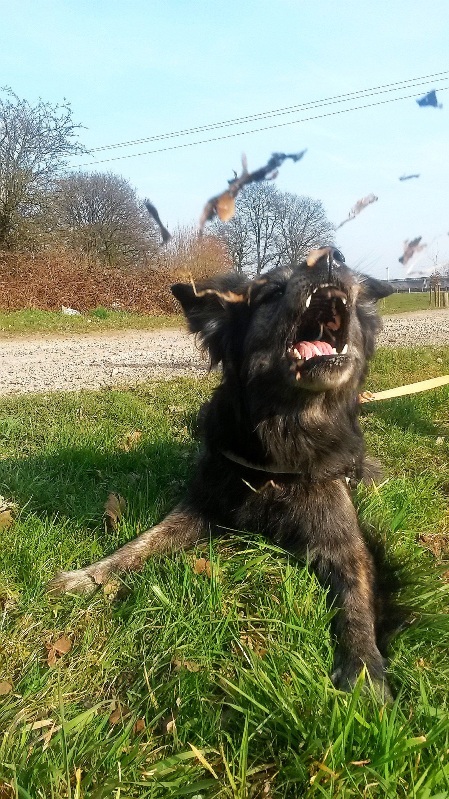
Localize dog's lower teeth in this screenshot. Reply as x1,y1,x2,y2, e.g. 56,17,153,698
341,344,348,354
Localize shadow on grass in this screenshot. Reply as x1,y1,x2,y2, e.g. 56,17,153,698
0,438,195,535
361,396,445,437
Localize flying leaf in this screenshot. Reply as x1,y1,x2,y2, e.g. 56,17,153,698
215,191,236,222
144,200,171,243
416,90,442,108
398,236,426,265
199,150,307,231
336,194,378,229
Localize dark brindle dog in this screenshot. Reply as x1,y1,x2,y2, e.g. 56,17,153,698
49,246,394,697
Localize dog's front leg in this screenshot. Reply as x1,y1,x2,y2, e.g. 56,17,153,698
308,485,391,700
47,505,205,596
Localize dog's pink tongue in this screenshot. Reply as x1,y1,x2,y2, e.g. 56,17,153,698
296,340,333,359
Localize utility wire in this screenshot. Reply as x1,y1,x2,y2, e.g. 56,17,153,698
76,85,448,168
88,69,449,153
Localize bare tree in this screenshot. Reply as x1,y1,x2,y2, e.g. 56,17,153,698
53,172,159,267
0,87,84,249
215,213,253,274
274,191,335,268
215,183,334,274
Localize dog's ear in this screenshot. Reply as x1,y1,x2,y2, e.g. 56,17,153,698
171,275,251,366
360,275,393,301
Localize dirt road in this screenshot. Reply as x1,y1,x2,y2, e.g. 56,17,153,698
1,310,448,395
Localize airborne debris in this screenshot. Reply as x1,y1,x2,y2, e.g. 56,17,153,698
199,150,307,231
398,236,426,265
144,200,171,243
336,193,378,229
399,174,420,181
416,90,442,109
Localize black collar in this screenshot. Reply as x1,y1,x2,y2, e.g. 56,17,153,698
221,449,357,484
221,449,303,475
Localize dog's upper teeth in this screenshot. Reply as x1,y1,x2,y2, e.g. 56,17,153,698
341,297,347,305
293,348,301,359
305,295,312,308
341,344,348,354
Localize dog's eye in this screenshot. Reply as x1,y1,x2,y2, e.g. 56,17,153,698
257,285,286,304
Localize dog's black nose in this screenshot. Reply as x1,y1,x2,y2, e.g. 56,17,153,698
305,247,345,269
332,248,345,264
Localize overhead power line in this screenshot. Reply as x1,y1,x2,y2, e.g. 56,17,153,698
87,70,449,154
76,84,448,168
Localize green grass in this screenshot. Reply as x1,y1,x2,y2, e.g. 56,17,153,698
0,308,181,337
0,291,438,337
0,349,448,797
379,292,431,315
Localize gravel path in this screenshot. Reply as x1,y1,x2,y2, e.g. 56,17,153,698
1,310,448,395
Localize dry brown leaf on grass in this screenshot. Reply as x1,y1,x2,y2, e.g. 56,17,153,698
120,430,142,452
193,557,212,578
0,781,14,799
133,718,146,734
102,577,130,601
0,510,14,530
104,493,126,531
160,714,177,735
45,635,72,667
0,496,18,530
108,701,131,725
172,658,201,673
0,681,13,696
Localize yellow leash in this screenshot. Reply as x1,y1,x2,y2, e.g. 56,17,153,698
359,374,449,403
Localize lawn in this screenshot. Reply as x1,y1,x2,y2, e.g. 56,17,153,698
0,293,437,338
0,309,182,337
379,292,431,315
0,347,448,797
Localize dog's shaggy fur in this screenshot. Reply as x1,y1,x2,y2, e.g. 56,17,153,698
49,247,394,697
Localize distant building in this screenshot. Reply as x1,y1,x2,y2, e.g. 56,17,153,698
388,276,449,292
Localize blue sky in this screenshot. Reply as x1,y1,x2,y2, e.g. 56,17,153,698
2,0,449,279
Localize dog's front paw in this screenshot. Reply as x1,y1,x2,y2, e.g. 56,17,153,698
47,568,98,596
332,664,393,703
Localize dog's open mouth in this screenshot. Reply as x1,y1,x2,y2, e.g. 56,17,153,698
287,285,350,378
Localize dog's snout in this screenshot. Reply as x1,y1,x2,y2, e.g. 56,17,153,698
305,247,345,270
